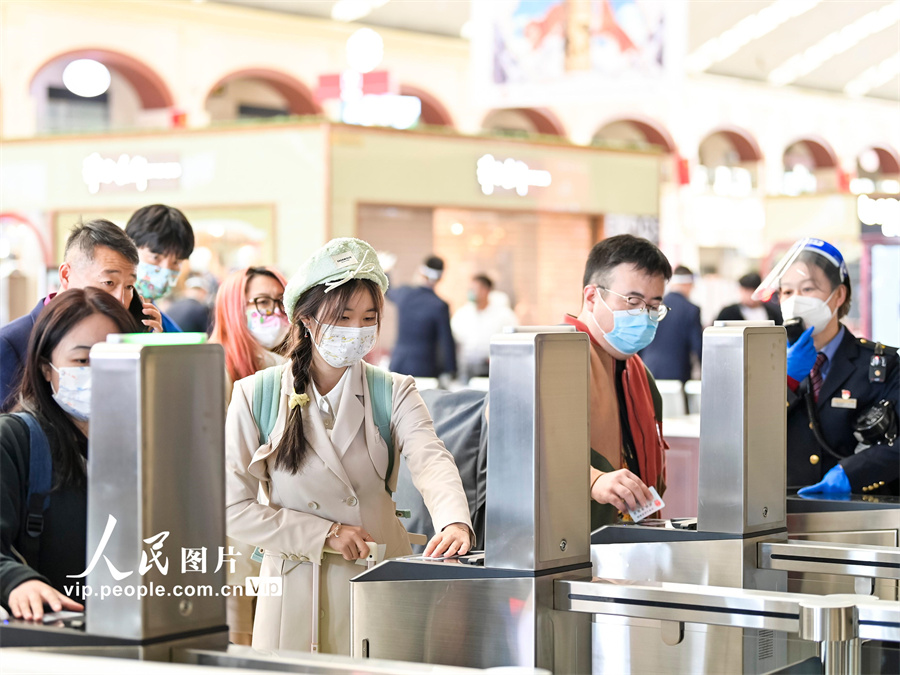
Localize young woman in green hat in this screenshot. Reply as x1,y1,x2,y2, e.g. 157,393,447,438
224,237,473,654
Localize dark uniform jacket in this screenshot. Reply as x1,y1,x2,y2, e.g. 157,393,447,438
716,302,783,325
0,299,44,411
387,285,457,378
787,328,899,494
0,414,88,608
639,291,702,383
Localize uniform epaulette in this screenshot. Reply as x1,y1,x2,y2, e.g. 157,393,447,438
857,338,898,356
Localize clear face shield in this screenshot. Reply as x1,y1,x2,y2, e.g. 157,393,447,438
752,237,847,304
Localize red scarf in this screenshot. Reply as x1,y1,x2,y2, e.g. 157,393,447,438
564,315,668,493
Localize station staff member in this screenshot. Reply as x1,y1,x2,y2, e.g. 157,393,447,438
225,238,473,654
754,238,898,495
563,234,669,527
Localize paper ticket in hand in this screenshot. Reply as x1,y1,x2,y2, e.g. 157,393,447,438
627,486,665,523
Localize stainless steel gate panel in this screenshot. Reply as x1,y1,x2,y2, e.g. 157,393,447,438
351,560,591,674
87,342,226,641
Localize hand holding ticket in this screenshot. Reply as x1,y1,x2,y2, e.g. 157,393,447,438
627,486,665,523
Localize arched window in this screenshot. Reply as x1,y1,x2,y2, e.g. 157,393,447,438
481,108,566,138
205,69,320,122
853,145,900,194
592,118,675,153
696,127,762,196
30,50,174,133
781,138,838,195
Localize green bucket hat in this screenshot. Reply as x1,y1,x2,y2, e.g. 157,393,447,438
284,237,389,320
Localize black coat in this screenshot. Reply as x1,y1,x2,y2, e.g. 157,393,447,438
0,299,44,411
387,285,457,378
0,415,88,608
786,328,899,494
639,291,702,383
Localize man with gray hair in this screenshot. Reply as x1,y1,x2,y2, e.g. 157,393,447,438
0,219,161,409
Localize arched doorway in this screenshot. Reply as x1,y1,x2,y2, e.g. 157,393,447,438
592,117,675,153
854,144,900,194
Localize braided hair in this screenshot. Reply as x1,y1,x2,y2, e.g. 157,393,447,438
274,278,383,474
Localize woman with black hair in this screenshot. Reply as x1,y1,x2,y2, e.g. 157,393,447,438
0,288,140,620
225,238,472,653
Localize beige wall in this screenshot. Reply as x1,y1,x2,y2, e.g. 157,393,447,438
329,126,661,240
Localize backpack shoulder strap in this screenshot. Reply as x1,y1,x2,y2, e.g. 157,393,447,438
364,362,395,494
252,364,286,445
11,412,52,566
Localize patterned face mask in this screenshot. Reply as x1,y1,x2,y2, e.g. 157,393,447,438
49,364,91,421
136,261,180,301
309,318,378,369
246,308,289,349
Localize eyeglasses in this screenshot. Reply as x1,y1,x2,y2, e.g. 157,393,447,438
598,287,668,321
249,296,285,316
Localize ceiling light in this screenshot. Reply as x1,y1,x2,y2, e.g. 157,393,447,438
769,1,900,86
685,0,820,73
346,27,384,73
62,59,111,98
844,52,900,98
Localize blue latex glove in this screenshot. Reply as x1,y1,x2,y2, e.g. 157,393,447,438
797,464,851,497
786,326,817,382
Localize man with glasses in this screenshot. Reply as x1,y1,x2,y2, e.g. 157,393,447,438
563,234,673,528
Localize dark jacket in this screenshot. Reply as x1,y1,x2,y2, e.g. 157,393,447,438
165,298,209,334
387,285,457,378
787,328,898,494
0,299,45,411
639,291,702,383
393,388,488,552
0,414,88,608
716,302,783,324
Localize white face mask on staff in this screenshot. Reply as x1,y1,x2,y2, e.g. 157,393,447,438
781,290,837,336
309,317,378,369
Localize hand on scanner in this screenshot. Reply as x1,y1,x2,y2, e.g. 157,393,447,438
786,326,817,383
7,579,83,622
424,523,471,558
797,464,851,497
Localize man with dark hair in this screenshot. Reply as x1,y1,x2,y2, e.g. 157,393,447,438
639,265,702,384
125,204,195,333
563,234,672,528
716,271,783,325
0,219,162,409
388,255,457,379
451,273,518,382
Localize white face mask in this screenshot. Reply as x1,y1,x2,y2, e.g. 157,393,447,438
49,364,91,421
246,308,289,349
310,318,378,369
781,291,836,336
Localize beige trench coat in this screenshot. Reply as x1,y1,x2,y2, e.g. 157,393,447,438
225,361,473,654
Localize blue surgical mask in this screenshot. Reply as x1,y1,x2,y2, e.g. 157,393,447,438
136,261,179,301
589,293,658,355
